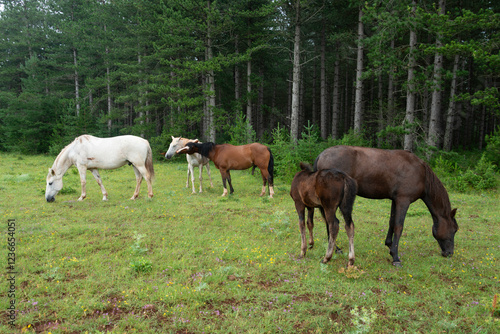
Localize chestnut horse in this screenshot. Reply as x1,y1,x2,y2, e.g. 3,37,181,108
314,145,458,266
177,141,274,197
290,163,358,267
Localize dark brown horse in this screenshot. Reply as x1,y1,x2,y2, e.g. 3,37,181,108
177,141,274,197
313,145,458,266
290,163,358,267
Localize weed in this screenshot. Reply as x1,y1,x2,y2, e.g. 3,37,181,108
349,306,377,334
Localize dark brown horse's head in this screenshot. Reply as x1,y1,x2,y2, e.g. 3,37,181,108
176,141,199,155
432,208,458,257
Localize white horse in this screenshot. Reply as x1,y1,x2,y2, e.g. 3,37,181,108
45,135,154,202
165,136,213,193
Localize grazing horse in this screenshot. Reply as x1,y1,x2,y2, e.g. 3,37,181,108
45,135,154,202
165,136,213,193
314,145,458,266
290,163,358,267
176,141,274,197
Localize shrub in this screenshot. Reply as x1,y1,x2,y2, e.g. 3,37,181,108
484,126,500,169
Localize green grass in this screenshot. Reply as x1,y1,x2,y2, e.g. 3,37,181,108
1,152,499,333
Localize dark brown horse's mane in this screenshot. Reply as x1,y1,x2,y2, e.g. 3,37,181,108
186,142,216,158
424,162,452,213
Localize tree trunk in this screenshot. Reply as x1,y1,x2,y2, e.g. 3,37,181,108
353,8,364,133
331,55,340,140
320,22,327,139
206,0,216,142
246,39,253,143
443,54,460,151
234,35,240,102
73,48,80,116
428,0,446,149
290,0,301,143
404,1,417,152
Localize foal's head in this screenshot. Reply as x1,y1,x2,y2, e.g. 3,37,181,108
45,168,63,202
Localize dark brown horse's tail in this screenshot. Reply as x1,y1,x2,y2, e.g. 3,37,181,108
340,175,357,225
267,148,274,186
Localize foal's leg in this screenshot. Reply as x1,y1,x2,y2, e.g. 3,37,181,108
345,220,355,267
321,207,340,264
90,169,108,201
306,207,315,249
76,165,88,201
294,203,308,259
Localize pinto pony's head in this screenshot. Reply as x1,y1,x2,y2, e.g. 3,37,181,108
45,168,63,202
165,136,199,159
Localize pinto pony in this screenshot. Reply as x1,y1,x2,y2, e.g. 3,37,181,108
164,136,213,193
45,135,154,202
314,145,458,266
290,163,358,267
177,141,274,198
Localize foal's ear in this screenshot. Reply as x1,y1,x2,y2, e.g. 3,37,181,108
451,208,457,218
193,139,199,143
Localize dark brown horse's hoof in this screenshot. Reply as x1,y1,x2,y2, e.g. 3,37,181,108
392,261,402,267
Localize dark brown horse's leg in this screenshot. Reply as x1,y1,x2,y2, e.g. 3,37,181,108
386,200,410,266
306,207,314,249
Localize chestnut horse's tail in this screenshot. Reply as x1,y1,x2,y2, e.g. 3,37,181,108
340,174,357,224
267,148,274,186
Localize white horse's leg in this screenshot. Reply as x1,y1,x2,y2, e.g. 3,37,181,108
77,165,87,201
90,169,108,201
131,166,143,200
186,164,190,188
205,163,214,187
132,165,153,199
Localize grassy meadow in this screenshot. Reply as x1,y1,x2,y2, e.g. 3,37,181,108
0,152,499,333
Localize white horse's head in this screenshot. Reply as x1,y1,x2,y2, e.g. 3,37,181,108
45,168,63,202
165,136,198,159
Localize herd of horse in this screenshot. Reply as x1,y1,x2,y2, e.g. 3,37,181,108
45,135,459,267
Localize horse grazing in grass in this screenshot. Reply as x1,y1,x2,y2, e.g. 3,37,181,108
164,136,213,193
176,141,274,197
45,135,154,202
314,145,458,266
290,163,358,267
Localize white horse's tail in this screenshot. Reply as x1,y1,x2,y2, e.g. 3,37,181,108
145,144,155,181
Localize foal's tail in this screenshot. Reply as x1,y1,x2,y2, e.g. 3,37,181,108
145,144,155,181
340,175,357,224
267,148,274,186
